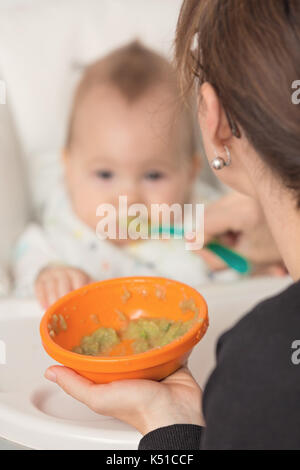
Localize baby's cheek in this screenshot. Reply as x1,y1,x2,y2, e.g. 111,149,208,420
70,191,98,230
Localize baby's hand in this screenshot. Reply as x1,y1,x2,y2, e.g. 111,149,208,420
35,265,93,309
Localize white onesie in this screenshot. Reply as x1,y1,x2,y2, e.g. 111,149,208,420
13,180,224,296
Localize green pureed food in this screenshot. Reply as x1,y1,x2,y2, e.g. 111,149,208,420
73,328,120,356
72,317,196,356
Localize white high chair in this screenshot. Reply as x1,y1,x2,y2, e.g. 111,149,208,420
0,0,291,450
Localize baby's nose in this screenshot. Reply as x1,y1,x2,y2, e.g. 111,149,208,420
118,182,143,206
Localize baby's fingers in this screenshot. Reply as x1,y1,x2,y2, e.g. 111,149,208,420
55,271,72,298
38,277,59,309
68,269,92,290
35,267,92,309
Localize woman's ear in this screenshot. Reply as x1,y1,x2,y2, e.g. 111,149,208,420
198,82,232,149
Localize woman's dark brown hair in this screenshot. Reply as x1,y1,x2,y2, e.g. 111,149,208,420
175,0,300,204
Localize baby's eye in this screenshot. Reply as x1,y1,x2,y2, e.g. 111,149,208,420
144,171,165,181
95,170,114,179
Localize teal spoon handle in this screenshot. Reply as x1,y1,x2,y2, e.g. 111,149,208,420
154,226,251,274
206,241,251,274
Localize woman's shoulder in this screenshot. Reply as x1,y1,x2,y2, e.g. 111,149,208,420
202,279,300,449
204,278,300,409
220,279,300,345
214,279,300,364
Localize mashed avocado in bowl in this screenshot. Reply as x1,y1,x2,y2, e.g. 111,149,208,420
72,316,196,356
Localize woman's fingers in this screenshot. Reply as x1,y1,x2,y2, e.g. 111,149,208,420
45,366,97,406
44,364,205,434
196,247,228,271
204,206,236,243
191,191,282,268
204,191,261,242
44,366,142,420
185,191,260,249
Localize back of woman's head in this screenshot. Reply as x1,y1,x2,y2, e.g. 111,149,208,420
175,0,300,204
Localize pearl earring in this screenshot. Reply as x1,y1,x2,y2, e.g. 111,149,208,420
211,146,231,170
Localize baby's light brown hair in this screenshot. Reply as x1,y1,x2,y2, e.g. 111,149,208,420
66,41,198,158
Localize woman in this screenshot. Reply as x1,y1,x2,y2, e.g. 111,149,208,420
45,0,300,449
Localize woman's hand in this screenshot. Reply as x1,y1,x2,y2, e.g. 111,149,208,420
201,191,283,270
45,365,205,435
35,266,93,309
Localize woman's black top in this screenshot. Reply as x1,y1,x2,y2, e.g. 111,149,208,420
139,280,300,450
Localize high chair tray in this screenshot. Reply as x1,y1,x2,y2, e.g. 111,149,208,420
0,276,291,449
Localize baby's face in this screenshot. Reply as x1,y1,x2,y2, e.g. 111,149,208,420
64,85,197,239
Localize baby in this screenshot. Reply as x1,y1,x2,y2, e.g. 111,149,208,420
13,41,223,308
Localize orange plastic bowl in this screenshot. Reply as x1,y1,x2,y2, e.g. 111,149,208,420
40,277,208,383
